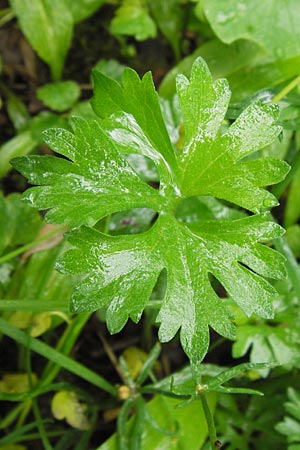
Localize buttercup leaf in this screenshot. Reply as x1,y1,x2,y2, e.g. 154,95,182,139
12,58,289,363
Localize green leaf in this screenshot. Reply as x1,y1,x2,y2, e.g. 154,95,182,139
0,373,37,394
51,390,90,430
13,119,161,227
232,274,300,373
276,388,300,446
0,111,68,177
159,39,300,103
159,38,263,99
149,0,184,60
205,362,277,395
10,0,73,80
94,59,125,84
0,193,42,256
6,92,30,132
204,0,300,59
13,58,289,364
286,225,300,258
98,391,217,450
0,131,36,178
67,0,105,23
285,164,300,227
37,81,80,112
110,0,157,41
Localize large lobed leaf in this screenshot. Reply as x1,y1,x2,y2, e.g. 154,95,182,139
12,58,290,363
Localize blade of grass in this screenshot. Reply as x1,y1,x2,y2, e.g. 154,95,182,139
0,299,69,312
25,335,53,450
40,313,91,385
0,382,73,402
0,317,117,396
0,420,50,446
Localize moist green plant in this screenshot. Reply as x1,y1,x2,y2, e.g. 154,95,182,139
12,57,289,367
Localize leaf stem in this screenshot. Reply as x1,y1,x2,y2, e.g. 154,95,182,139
0,226,66,265
272,75,300,103
199,391,218,450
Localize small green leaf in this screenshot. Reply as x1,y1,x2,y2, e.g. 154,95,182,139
67,0,105,23
206,361,277,395
0,131,37,178
6,93,30,131
51,390,90,430
8,311,52,337
110,0,156,41
276,388,300,447
0,373,37,394
0,193,42,256
10,0,73,80
94,59,125,84
98,392,217,450
149,0,184,60
37,81,80,112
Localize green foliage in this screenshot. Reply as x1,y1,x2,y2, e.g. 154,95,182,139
9,0,73,80
68,0,105,23
232,282,300,373
0,193,42,256
37,81,80,112
51,390,90,430
149,0,184,60
9,0,105,80
0,112,68,178
276,388,300,448
12,58,289,364
204,0,300,59
2,1,300,448
110,0,156,41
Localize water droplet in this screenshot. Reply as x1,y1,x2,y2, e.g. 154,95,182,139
263,198,277,209
216,11,236,24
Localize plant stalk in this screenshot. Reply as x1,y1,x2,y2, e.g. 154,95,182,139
272,75,300,103
200,392,219,450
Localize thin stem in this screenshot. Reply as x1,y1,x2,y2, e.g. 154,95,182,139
103,214,112,234
0,402,28,429
15,400,31,429
145,299,163,309
0,226,65,264
208,337,226,354
200,392,218,450
99,332,127,384
272,75,300,103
